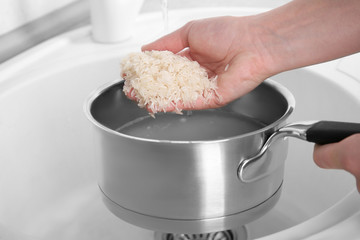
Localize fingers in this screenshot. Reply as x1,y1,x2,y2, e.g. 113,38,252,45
314,134,360,192
125,88,137,101
141,22,193,53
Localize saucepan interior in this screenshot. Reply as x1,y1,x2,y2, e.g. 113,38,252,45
87,79,295,142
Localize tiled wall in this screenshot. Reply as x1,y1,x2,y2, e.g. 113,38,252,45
0,0,76,36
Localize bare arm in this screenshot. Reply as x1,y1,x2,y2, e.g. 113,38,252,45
258,0,360,73
142,0,360,109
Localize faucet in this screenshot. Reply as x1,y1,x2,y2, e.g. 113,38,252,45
90,0,145,43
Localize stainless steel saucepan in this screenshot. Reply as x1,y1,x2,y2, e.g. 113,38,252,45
84,79,360,234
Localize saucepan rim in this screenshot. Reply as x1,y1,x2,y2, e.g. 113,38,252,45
84,78,296,144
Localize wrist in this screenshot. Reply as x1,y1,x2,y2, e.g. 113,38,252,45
238,14,287,78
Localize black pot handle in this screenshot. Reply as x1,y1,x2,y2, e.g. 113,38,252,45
238,120,360,183
306,121,360,145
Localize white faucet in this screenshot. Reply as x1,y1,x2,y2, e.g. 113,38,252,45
90,0,144,43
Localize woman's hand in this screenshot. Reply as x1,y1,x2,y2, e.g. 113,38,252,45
141,0,360,113
142,16,276,111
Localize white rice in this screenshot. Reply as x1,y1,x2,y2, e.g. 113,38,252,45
121,50,218,114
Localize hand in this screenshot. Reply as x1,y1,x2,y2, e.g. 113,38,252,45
141,16,276,111
141,0,360,113
313,134,360,192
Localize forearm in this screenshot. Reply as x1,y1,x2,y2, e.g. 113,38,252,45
141,0,360,108
254,0,360,75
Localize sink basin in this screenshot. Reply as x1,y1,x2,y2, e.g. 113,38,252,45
1,7,360,240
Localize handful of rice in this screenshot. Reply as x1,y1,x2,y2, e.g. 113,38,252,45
121,50,218,114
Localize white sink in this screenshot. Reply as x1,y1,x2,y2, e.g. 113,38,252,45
0,8,360,240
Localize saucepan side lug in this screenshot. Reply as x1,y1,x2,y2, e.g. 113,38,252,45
238,121,318,183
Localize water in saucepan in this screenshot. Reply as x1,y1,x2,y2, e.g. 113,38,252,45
116,110,265,141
